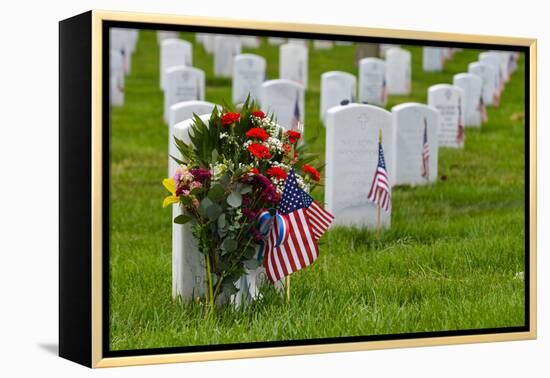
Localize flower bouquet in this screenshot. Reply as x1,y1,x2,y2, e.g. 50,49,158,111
163,99,330,309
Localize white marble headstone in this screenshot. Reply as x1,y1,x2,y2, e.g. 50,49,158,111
267,37,286,45
490,50,512,83
279,43,308,88
380,44,400,58
260,79,305,131
313,40,333,49
392,103,440,186
423,47,444,72
168,100,219,176
160,39,193,90
427,84,465,148
164,66,205,122
288,38,308,46
442,48,454,61
468,61,498,107
240,36,261,48
172,115,209,301
479,51,504,96
110,50,125,106
325,104,394,228
232,54,266,104
110,28,132,74
126,29,138,54
320,71,356,122
453,73,483,127
358,58,387,106
157,31,179,44
202,34,215,54
385,47,411,95
213,35,241,77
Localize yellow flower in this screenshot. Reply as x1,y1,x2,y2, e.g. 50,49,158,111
162,178,180,207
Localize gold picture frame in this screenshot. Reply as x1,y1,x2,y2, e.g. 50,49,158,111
59,9,537,368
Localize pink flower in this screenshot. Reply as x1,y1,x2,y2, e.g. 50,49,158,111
189,181,202,190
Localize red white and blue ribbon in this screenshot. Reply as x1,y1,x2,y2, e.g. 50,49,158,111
257,209,288,262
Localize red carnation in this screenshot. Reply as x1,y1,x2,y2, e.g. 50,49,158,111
250,167,259,175
302,164,321,182
266,166,288,180
245,127,269,141
286,130,301,144
282,143,292,154
247,143,271,159
221,112,240,125
252,110,266,119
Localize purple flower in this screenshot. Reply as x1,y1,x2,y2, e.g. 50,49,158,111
190,168,212,183
252,174,279,204
242,207,257,220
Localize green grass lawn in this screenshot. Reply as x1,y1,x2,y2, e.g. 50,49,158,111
109,31,526,350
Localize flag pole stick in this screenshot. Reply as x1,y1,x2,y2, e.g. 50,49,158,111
376,202,381,236
286,276,291,302
376,128,382,236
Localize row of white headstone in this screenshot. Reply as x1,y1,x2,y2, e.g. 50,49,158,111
163,43,418,135
422,47,461,72
195,33,351,51
164,43,518,305
109,28,139,106
159,36,307,129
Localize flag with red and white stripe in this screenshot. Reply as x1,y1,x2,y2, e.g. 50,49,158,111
262,168,333,283
367,139,391,212
421,117,430,179
456,97,465,144
478,95,488,123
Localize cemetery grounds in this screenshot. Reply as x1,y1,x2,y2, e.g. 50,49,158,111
109,31,526,350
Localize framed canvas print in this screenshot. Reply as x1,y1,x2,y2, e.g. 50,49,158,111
59,10,537,368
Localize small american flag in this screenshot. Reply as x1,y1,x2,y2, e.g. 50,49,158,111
421,117,430,179
367,134,391,212
291,92,301,132
493,87,500,107
380,78,388,104
120,48,128,74
263,169,333,283
478,95,488,123
456,97,465,144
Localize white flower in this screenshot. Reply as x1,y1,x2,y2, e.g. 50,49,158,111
212,162,228,180
295,173,310,193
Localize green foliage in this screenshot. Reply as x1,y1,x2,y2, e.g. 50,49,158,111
173,214,191,224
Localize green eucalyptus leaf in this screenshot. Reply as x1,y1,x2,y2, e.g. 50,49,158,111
244,245,257,259
221,238,237,254
206,203,223,221
243,259,260,270
240,185,252,194
173,214,192,224
200,196,213,210
217,214,226,229
208,184,225,201
221,281,239,296
219,173,230,187
226,190,242,207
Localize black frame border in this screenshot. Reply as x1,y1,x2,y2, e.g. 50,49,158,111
101,19,531,359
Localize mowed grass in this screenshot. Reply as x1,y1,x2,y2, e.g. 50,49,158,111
109,31,526,350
